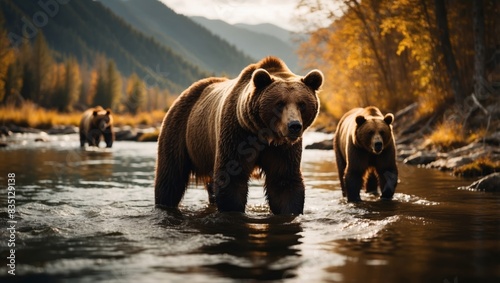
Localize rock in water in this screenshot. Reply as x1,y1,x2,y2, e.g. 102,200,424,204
459,173,500,192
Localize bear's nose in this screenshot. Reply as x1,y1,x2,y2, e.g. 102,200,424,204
99,121,107,131
288,121,302,134
374,141,383,153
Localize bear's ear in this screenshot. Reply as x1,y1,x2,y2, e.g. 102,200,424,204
384,113,394,125
252,68,273,89
105,108,111,115
93,110,98,117
355,115,366,126
302,69,323,91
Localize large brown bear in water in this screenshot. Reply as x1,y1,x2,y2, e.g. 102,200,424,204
155,57,323,214
334,106,398,202
79,106,114,148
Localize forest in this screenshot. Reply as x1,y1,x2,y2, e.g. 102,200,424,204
298,0,499,143
0,0,499,142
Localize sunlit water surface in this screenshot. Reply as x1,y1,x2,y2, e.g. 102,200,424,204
0,132,499,282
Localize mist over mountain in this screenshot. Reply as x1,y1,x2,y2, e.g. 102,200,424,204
191,16,300,72
98,0,253,76
1,0,303,94
0,0,207,92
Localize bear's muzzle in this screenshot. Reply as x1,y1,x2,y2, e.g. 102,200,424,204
372,134,383,154
287,120,302,139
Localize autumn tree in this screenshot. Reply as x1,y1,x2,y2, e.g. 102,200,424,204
473,0,485,98
298,0,499,120
433,0,465,106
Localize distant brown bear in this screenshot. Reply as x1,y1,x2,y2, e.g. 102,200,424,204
155,57,323,214
334,106,398,201
79,106,114,148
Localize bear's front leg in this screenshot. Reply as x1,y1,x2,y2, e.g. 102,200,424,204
343,168,364,202
79,131,86,147
87,129,99,147
377,167,398,200
376,150,398,200
260,144,305,214
213,158,252,213
103,129,114,148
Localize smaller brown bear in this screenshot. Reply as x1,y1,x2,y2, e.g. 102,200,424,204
79,106,114,148
334,106,398,201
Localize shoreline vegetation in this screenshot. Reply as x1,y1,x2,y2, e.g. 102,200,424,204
1,101,498,192
0,102,166,129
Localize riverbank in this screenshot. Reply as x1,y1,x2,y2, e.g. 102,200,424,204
0,124,161,145
307,103,500,192
2,103,499,191
0,103,166,129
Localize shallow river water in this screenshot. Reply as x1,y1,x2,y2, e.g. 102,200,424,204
0,132,499,282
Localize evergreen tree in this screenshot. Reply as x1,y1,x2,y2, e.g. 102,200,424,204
31,33,54,106
63,58,81,111
125,73,146,114
106,60,122,110
0,14,15,103
93,59,121,110
93,65,108,108
53,58,81,112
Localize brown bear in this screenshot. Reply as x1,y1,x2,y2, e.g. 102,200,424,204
334,106,398,202
79,106,114,148
155,56,323,214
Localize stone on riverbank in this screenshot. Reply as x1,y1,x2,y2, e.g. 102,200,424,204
403,151,440,165
305,139,333,150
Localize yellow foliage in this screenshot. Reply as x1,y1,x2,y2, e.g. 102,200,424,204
425,121,466,150
0,102,80,128
103,110,166,127
298,0,456,121
453,157,500,177
0,102,166,129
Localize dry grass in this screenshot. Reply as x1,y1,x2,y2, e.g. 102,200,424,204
138,129,160,142
0,102,81,129
453,157,500,178
112,110,166,127
424,121,467,150
0,103,166,129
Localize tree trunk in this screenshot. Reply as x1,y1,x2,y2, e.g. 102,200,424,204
473,0,485,98
433,0,465,106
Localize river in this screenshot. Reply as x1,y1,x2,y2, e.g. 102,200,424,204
0,132,498,282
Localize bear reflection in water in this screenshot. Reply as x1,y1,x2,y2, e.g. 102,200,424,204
334,106,398,202
155,56,323,214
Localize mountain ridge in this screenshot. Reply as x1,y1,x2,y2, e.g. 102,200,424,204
0,0,210,92
191,16,300,72
98,0,253,76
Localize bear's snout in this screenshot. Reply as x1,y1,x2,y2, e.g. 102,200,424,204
372,134,383,154
288,120,302,135
374,141,383,153
99,120,107,132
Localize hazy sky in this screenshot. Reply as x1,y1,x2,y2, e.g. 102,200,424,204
159,0,300,30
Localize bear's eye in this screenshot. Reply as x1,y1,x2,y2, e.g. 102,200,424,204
276,101,285,111
379,131,385,137
298,102,306,111
368,130,375,136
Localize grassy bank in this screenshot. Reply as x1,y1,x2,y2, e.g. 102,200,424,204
0,103,166,129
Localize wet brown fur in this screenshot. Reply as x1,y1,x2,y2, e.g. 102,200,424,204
79,106,114,148
334,106,398,201
155,57,323,214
